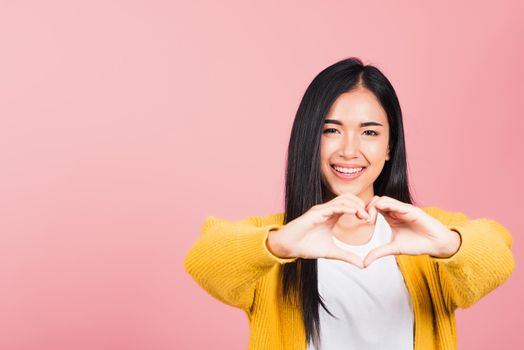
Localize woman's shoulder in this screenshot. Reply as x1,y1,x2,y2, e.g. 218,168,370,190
201,212,285,228
420,205,513,248
257,212,285,226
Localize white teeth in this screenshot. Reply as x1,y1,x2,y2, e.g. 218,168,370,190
334,166,363,174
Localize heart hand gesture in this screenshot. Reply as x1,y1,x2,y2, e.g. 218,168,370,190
266,194,462,269
267,193,371,269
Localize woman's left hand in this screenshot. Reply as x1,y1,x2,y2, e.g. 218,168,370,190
362,196,462,268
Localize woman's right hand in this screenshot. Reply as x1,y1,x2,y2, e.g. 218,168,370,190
266,193,372,269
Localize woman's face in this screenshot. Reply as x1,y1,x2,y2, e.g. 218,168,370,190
320,87,390,205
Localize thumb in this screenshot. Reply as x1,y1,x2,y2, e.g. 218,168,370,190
363,243,399,268
324,246,364,269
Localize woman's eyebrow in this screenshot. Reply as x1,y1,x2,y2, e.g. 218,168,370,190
324,119,383,127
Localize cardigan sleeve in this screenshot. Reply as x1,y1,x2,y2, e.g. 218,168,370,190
183,213,297,312
424,207,515,310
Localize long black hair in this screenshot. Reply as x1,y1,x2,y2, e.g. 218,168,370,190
281,57,417,348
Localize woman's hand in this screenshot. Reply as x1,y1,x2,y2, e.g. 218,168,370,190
362,195,462,267
267,193,371,269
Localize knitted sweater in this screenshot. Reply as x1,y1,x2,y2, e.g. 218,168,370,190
184,206,514,349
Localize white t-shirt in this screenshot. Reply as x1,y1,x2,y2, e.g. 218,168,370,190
308,212,414,350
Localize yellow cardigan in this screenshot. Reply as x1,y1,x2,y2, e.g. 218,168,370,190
184,206,514,349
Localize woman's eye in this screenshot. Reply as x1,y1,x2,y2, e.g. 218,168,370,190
323,129,379,136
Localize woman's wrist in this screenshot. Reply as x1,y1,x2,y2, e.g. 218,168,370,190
432,229,462,258
266,228,292,259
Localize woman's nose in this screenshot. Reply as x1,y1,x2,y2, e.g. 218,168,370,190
339,133,360,157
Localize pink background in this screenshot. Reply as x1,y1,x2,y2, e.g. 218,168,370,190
1,0,522,349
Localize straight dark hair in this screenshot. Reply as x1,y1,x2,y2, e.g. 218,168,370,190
281,57,416,348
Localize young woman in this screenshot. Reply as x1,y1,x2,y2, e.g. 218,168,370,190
184,57,514,350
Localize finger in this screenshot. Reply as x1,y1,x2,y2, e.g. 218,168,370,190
324,246,364,269
337,192,367,210
366,196,396,224
378,195,405,205
316,204,358,224
374,200,410,214
356,207,370,221
365,195,381,223
320,204,358,216
331,194,368,217
326,198,369,220
362,243,400,268
322,206,354,225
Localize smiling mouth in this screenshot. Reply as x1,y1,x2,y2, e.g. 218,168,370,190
330,165,366,179
331,165,366,174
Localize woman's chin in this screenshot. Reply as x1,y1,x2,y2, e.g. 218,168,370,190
330,186,358,197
